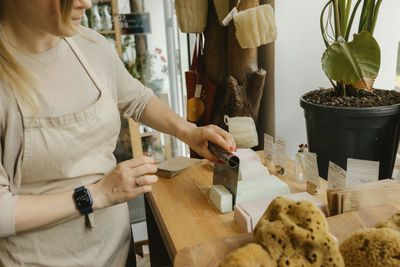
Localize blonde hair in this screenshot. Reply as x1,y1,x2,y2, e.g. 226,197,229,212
0,0,74,114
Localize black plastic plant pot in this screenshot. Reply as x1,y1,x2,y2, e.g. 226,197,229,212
300,97,400,180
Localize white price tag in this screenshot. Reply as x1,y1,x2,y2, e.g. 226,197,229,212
304,152,320,188
274,136,286,171
346,158,379,186
194,84,202,98
263,133,274,160
327,161,347,189
222,7,238,26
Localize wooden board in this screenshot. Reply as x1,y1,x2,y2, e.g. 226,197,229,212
148,152,328,261
174,205,399,267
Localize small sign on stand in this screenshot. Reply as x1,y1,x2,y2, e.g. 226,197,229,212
120,13,151,34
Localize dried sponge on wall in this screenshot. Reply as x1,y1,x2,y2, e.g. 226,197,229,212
218,243,275,267
340,228,400,267
175,0,208,33
376,211,400,232
233,5,277,49
253,197,344,267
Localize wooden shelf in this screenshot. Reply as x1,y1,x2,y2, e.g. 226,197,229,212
98,30,115,34
141,131,159,138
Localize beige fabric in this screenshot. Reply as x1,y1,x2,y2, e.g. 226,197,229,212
0,38,131,266
14,39,100,117
0,26,154,237
233,4,277,49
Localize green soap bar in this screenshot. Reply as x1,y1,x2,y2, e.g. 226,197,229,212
210,185,233,213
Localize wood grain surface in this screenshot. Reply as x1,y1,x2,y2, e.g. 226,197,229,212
174,205,399,267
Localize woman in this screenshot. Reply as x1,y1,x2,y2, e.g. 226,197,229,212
0,0,235,266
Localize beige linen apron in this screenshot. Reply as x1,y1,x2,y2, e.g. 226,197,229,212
0,38,131,267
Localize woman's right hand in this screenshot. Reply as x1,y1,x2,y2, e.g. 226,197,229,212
88,156,158,209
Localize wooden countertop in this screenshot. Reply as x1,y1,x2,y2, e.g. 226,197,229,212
147,152,328,261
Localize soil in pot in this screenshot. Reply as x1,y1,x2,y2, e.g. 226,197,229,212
303,88,400,107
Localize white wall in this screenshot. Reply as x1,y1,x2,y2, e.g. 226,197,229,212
274,0,400,159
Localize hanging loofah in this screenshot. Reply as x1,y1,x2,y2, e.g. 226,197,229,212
233,4,277,49
224,115,258,148
175,0,208,33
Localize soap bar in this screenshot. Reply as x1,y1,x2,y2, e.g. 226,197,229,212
234,148,261,163
234,192,328,233
210,185,233,213
235,175,290,204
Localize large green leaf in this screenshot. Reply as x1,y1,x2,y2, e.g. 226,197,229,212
322,31,380,91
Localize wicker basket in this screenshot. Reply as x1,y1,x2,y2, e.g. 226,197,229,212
175,0,208,33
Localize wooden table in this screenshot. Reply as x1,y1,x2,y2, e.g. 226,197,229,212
144,153,328,266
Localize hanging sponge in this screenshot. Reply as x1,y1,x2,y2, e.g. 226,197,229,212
175,0,208,33
224,115,258,148
233,4,277,49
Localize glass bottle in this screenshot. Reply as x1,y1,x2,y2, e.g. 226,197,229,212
90,4,102,31
294,144,308,183
294,151,306,183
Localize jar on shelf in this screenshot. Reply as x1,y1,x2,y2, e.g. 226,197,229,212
100,5,113,31
90,4,102,31
81,12,89,28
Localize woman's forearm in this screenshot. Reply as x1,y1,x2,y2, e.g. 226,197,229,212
140,96,236,162
140,96,195,143
15,183,102,233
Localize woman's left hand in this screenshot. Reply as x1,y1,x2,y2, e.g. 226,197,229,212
181,124,236,162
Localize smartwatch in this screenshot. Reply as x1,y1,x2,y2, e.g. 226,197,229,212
73,186,93,215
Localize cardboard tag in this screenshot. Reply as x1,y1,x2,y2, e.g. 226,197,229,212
274,136,286,175
304,152,320,188
346,158,379,186
263,133,274,160
327,161,347,189
222,7,237,26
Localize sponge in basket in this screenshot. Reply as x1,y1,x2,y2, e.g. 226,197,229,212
340,228,400,267
253,197,344,266
218,243,275,267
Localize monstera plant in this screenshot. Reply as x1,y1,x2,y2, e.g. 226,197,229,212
300,0,400,180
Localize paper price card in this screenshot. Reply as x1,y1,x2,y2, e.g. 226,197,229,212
304,152,320,188
274,136,286,175
346,158,379,187
327,161,347,189
263,133,274,160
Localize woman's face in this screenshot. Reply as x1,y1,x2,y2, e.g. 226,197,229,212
12,0,92,37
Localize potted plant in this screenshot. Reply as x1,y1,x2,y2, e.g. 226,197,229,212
300,0,400,179
121,36,168,92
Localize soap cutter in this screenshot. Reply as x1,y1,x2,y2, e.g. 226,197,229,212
209,142,240,205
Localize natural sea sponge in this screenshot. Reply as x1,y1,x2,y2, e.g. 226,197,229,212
253,197,344,266
340,228,400,267
218,243,275,267
376,211,400,231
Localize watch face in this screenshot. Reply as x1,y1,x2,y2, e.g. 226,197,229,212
75,190,92,208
